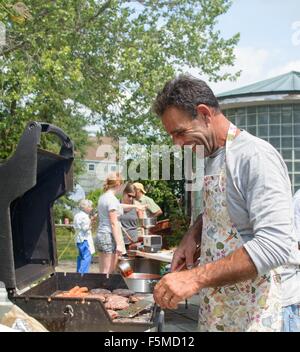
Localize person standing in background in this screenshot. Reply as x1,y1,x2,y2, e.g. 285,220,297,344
95,174,145,273
95,173,126,274
74,199,95,274
133,182,163,218
119,183,144,249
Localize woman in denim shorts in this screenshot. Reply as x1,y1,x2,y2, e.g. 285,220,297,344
95,173,144,273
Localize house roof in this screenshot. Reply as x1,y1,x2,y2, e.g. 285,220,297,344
84,136,117,161
218,71,300,100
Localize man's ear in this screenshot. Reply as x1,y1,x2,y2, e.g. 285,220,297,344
195,104,213,125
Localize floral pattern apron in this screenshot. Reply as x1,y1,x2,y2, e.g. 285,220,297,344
198,123,282,332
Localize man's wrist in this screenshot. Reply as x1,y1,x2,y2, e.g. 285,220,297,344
193,265,207,290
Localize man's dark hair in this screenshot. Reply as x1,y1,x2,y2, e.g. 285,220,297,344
153,74,220,118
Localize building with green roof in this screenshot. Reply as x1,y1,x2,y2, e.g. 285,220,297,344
218,71,300,193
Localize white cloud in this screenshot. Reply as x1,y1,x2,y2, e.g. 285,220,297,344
191,46,300,95
204,46,271,94
268,60,300,77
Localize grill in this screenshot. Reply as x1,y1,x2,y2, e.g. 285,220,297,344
0,122,163,332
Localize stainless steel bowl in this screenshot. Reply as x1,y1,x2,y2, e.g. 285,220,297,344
138,217,157,228
124,273,161,293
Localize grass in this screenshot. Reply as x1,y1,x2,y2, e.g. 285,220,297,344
56,227,77,260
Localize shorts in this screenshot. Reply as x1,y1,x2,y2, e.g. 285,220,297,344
95,232,116,253
282,304,300,332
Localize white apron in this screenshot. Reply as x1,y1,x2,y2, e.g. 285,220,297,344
198,123,282,332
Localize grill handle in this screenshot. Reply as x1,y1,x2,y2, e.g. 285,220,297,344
40,123,74,158
63,305,74,319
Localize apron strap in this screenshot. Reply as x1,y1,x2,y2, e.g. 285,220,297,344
218,123,238,191
226,123,238,152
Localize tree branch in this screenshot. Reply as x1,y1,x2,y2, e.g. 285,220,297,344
89,0,113,22
1,42,26,55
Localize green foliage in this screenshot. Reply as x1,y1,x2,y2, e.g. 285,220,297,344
86,188,104,208
0,0,239,162
143,179,190,247
1,1,239,242
53,196,76,223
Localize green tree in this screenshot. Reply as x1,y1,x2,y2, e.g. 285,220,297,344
0,0,239,162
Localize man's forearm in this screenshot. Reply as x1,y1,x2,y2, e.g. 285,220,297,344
194,246,258,289
184,213,202,244
152,209,163,218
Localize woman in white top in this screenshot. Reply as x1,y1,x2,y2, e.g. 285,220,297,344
95,173,144,273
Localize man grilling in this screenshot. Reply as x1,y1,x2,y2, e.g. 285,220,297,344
152,75,300,332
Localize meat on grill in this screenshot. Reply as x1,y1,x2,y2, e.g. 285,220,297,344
107,310,119,320
129,295,141,303
112,289,135,298
55,286,89,298
104,294,130,310
90,288,111,296
85,293,106,302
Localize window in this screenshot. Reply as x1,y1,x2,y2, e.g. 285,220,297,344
281,137,292,148
281,106,293,123
258,125,268,137
269,105,279,113
286,162,293,173
229,116,236,124
269,125,280,136
294,137,300,148
281,124,293,136
295,149,300,160
295,162,300,173
294,110,300,123
247,106,257,114
111,165,116,171
247,114,257,126
237,108,246,115
281,149,293,160
294,124,300,135
258,114,268,125
247,126,257,135
269,137,280,149
295,174,300,185
88,164,95,171
257,106,268,113
269,112,281,124
236,115,246,126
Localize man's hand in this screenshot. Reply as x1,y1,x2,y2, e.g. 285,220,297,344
153,269,201,309
171,215,202,272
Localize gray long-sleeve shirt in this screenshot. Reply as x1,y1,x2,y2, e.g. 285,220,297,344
204,130,300,306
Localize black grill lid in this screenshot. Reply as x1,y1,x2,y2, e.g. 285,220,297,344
0,122,74,291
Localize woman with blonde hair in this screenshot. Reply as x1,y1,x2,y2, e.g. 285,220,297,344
95,173,144,273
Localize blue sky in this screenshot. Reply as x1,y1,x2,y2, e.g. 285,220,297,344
207,0,300,93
